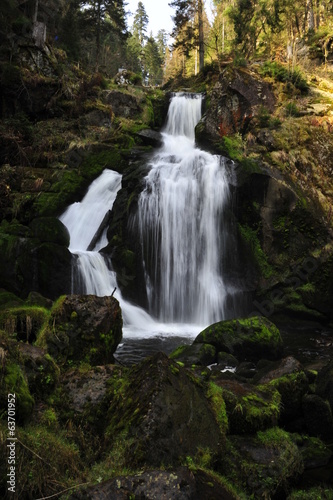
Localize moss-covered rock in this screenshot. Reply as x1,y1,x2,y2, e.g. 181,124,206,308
36,295,122,365
105,352,224,468
256,357,309,427
169,343,217,367
292,434,332,470
222,428,303,499
214,379,280,434
195,316,283,362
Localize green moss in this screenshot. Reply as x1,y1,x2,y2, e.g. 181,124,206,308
238,223,274,278
0,306,50,342
223,384,281,434
3,363,34,422
206,382,228,435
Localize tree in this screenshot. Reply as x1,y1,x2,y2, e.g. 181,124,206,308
169,0,205,72
80,0,127,70
132,1,149,47
143,33,163,84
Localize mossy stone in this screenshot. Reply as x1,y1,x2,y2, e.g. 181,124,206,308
169,343,216,366
195,316,283,362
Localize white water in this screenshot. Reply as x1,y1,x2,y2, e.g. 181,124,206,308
60,93,235,339
137,93,230,325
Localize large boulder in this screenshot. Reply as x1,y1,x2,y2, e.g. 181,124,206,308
105,352,224,468
36,295,122,364
195,316,283,362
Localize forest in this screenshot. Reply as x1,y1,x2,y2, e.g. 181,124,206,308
1,0,333,499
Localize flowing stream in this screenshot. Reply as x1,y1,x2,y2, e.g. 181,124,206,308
60,93,240,346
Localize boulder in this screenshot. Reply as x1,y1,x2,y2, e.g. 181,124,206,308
195,316,283,362
37,295,122,364
105,352,224,467
223,428,303,499
302,394,333,442
101,90,141,118
169,343,217,367
136,128,163,147
256,357,309,428
213,378,280,434
70,467,240,500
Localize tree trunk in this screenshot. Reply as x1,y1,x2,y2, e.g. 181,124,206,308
95,0,101,71
198,0,204,71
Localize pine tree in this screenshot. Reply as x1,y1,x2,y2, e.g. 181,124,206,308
132,1,149,47
80,0,127,70
143,33,163,85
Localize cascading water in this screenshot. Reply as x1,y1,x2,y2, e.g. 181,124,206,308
60,92,241,348
137,93,232,325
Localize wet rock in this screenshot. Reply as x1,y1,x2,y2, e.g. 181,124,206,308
170,343,217,367
70,467,239,500
106,352,223,467
37,295,122,365
302,394,333,442
236,361,257,379
214,378,280,434
217,351,239,371
195,316,283,362
136,128,163,147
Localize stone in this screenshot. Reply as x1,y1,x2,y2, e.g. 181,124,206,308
169,343,217,366
30,217,70,246
37,295,123,365
70,467,239,499
195,316,283,362
302,394,333,442
105,352,224,467
101,90,141,118
214,378,280,434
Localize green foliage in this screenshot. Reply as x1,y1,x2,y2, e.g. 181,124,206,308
260,61,309,92
285,101,300,117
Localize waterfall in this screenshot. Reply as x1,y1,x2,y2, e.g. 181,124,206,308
60,92,240,339
137,93,231,325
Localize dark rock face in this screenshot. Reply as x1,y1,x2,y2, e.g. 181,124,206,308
101,90,142,118
71,467,239,500
136,128,163,147
29,217,70,246
106,352,223,467
196,67,275,146
79,109,112,128
40,295,122,364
